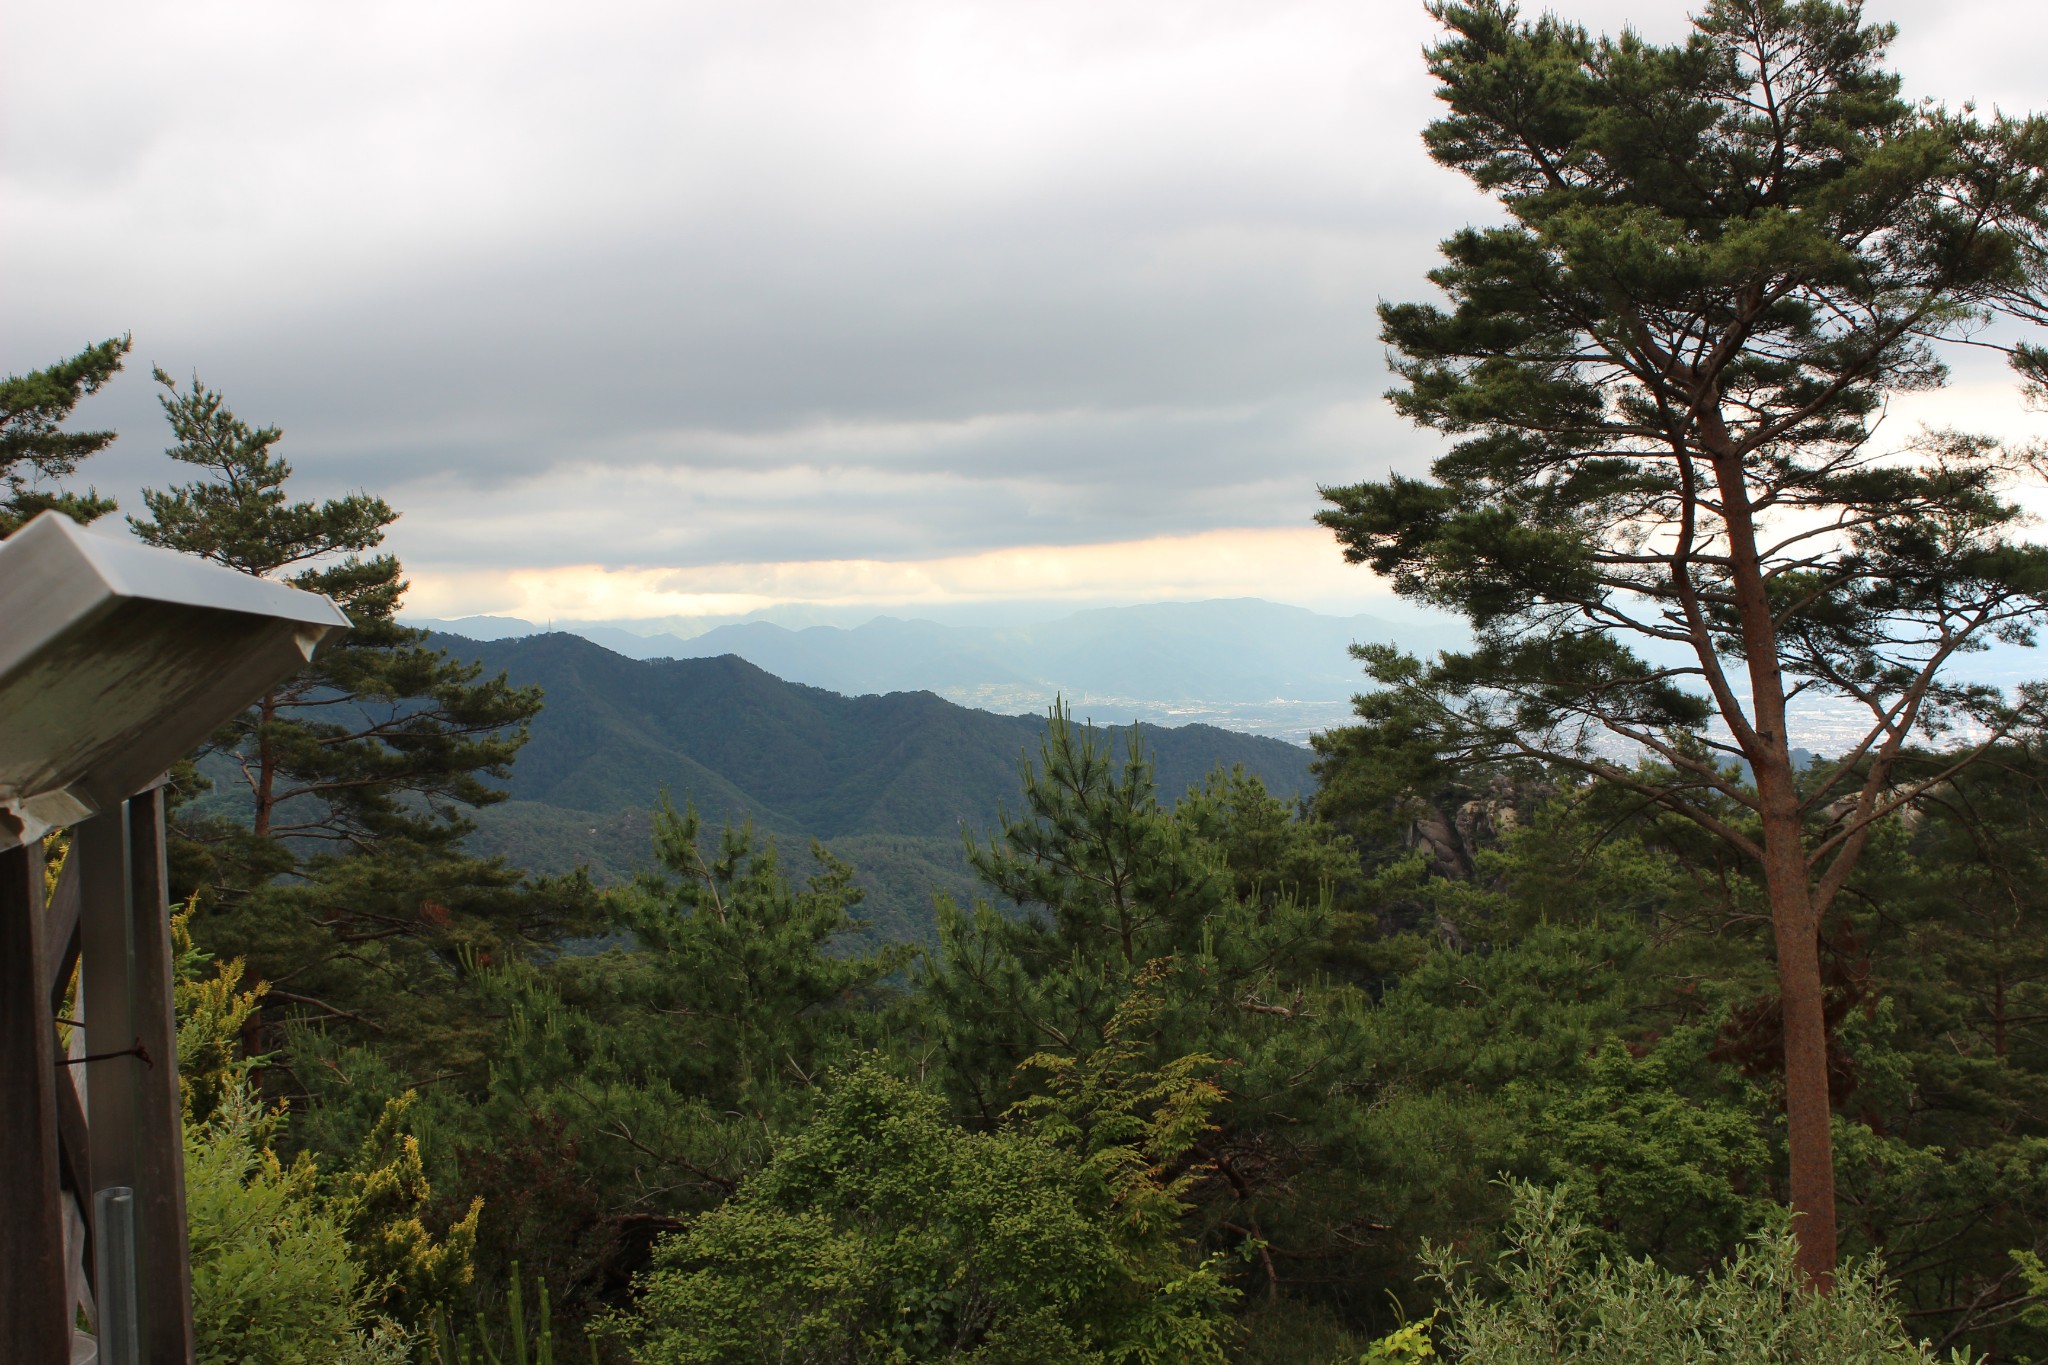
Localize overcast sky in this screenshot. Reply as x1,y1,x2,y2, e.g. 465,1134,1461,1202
7,0,2045,628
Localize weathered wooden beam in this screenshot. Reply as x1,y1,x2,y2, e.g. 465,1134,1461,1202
57,1054,96,1282
44,835,92,1270
0,838,69,1362
44,850,81,1013
128,788,195,1365
81,807,138,1213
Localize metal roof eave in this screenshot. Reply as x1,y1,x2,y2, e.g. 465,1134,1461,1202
0,512,353,849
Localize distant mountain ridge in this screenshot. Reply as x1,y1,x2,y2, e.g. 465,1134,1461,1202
433,631,1320,941
408,598,1466,742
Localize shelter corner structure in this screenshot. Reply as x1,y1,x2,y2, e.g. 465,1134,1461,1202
0,511,349,1365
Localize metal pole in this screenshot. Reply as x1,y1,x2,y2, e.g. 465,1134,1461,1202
94,1186,140,1365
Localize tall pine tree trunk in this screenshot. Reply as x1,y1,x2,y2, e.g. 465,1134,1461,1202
1768,847,1838,1289
251,692,278,840
1714,435,1839,1287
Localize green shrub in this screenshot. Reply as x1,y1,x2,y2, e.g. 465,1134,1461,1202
606,1049,1237,1364
1379,1183,1971,1365
185,1082,412,1365
175,920,446,1363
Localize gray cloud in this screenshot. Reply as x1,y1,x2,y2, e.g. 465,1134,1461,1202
5,0,2043,605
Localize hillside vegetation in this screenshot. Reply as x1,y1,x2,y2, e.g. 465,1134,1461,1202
439,631,1315,939
16,0,2048,1360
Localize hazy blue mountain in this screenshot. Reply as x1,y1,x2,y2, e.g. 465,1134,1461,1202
403,598,1485,741
406,600,1460,701
657,599,1454,703
434,631,1319,941
407,614,545,639
667,617,1039,694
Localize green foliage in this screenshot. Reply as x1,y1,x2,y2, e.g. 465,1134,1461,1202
0,334,129,535
174,907,368,1365
1529,1036,1772,1265
922,707,1340,1109
1177,766,1357,912
967,706,1234,966
1330,910,1705,1303
1328,760,2048,1353
1791,750,2048,1339
137,366,396,581
1315,0,2048,865
171,904,269,1126
210,702,2048,1358
134,365,533,864
461,803,982,949
177,918,478,1356
1418,1183,1970,1364
1008,967,1239,1360
1316,0,2048,1284
292,809,916,1325
441,631,1316,943
920,708,1442,1321
609,1042,1235,1365
616,799,913,1108
335,1092,484,1322
1358,1316,1437,1363
132,370,600,1074
186,1082,408,1365
427,1265,578,1365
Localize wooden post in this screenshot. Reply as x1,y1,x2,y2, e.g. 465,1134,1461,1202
47,852,92,1267
81,805,138,1209
45,852,94,1305
1,836,69,1362
128,787,194,1364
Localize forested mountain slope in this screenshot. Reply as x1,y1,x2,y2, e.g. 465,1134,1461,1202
435,631,1315,938
407,601,1474,740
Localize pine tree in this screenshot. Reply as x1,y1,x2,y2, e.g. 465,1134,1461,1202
130,369,591,1061
0,334,130,535
1315,0,2048,1284
615,800,912,1113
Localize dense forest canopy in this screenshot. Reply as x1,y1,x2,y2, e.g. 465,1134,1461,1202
11,0,2048,1361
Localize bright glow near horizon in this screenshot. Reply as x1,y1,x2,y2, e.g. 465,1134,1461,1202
404,525,1395,625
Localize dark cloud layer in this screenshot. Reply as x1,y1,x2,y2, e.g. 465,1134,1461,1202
5,0,2043,611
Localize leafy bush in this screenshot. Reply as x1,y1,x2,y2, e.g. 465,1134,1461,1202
1391,1183,1971,1365
333,1091,483,1322
607,980,1240,1365
175,911,469,1361
185,1082,408,1365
